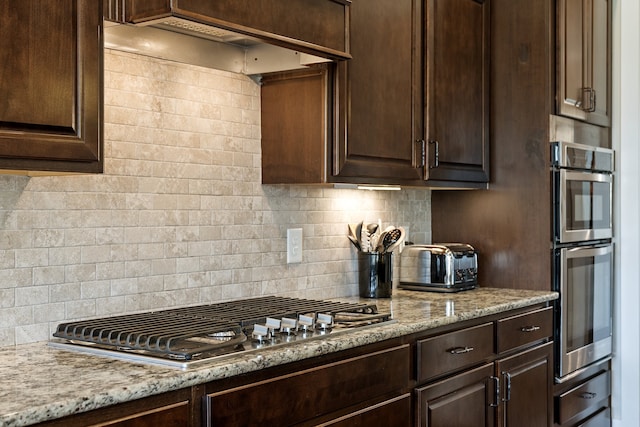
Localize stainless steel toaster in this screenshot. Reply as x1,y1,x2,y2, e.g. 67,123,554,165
399,243,478,292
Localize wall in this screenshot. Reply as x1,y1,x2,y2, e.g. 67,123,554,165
0,50,431,348
611,0,640,425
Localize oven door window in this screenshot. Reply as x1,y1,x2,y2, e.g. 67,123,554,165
564,246,613,353
560,170,612,242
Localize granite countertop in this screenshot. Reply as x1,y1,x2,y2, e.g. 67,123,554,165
0,287,557,427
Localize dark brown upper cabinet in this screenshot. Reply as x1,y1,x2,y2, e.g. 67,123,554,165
423,0,490,185
557,0,610,127
262,0,423,186
262,0,490,188
0,0,103,174
330,0,424,185
104,0,351,61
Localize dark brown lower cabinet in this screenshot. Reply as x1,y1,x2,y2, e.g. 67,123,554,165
496,342,554,427
35,388,196,427
554,360,611,427
316,394,412,427
204,344,411,427
417,363,496,427
580,408,611,427
416,343,553,427
414,305,554,427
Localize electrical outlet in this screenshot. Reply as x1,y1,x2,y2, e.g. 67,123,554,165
287,228,303,264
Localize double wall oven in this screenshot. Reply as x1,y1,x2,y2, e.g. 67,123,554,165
552,141,614,382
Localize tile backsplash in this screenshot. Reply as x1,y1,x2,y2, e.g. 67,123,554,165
0,50,431,347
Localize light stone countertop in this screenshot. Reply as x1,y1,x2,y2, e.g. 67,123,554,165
0,287,558,427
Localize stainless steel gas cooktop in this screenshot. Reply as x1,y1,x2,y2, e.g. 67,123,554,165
49,296,394,369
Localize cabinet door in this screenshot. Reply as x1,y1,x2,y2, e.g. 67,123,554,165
261,66,331,184
416,363,495,427
557,0,610,127
0,0,102,173
332,0,424,184
424,0,490,184
107,0,350,60
496,342,553,427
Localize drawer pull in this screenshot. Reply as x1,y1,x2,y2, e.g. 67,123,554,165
580,392,598,400
520,325,541,332
448,346,474,355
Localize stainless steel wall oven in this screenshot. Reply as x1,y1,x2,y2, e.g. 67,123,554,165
552,141,614,382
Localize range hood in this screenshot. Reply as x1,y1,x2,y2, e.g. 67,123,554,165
104,18,332,76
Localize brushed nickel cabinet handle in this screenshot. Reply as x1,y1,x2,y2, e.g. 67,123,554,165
416,139,426,168
490,376,500,407
502,372,512,402
579,87,596,112
590,89,597,112
428,140,439,169
580,392,597,399
520,325,541,332
448,346,474,354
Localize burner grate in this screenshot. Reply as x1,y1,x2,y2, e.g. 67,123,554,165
162,296,379,327
53,312,245,360
52,297,385,361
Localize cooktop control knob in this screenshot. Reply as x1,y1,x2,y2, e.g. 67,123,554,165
316,313,334,331
252,324,270,342
280,317,297,335
298,314,314,333
265,317,281,338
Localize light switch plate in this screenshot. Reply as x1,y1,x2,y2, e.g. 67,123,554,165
287,228,303,264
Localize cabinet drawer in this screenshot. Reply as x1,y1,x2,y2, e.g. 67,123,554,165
496,306,552,353
557,371,610,425
205,344,410,427
416,323,494,383
580,407,610,427
316,394,412,427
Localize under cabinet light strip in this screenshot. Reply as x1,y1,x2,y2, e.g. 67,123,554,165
356,185,402,191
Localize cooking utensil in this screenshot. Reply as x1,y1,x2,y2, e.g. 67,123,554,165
370,219,382,250
360,223,371,252
347,233,360,250
355,221,364,251
347,223,361,251
365,223,379,252
383,227,405,254
375,230,388,253
380,228,402,254
374,225,395,252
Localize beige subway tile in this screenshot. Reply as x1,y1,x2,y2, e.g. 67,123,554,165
49,247,82,266
0,328,15,347
96,261,126,281
111,278,138,296
95,296,127,316
81,281,111,299
124,260,152,278
0,289,15,308
65,264,96,282
33,266,65,286
15,323,49,345
138,275,164,293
